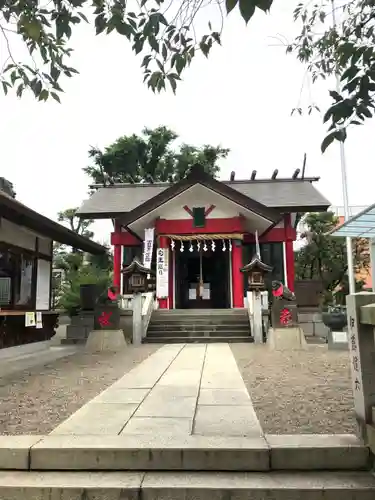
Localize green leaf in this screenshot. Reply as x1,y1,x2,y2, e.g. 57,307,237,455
226,0,239,14
39,89,49,101
321,130,340,153
51,92,61,103
24,19,41,41
2,81,9,95
167,75,177,94
116,22,133,38
239,0,256,23
255,0,273,11
95,14,107,35
148,35,159,52
329,90,343,102
78,12,89,23
176,55,186,74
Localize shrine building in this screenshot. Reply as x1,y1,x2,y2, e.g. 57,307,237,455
78,165,330,309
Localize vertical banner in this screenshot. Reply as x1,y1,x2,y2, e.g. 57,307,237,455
156,248,169,298
143,228,155,269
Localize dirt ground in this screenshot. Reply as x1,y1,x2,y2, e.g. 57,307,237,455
0,345,158,435
231,343,356,434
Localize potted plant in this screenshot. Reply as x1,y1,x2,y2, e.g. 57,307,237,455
59,266,110,317
321,304,348,332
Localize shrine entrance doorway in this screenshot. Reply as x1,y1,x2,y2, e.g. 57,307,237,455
174,242,230,309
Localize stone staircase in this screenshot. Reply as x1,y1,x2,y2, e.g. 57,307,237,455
144,308,253,343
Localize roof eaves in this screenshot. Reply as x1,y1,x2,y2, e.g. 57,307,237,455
0,192,106,254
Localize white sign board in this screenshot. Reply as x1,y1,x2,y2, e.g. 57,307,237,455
36,259,51,310
156,248,169,298
143,228,154,269
347,301,365,422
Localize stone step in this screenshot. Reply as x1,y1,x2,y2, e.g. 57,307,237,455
2,434,367,472
146,330,250,337
153,309,247,315
148,323,250,332
144,336,254,343
0,470,375,500
150,318,249,325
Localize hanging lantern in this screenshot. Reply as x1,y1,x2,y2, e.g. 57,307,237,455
180,241,184,252
222,240,226,252
171,239,175,251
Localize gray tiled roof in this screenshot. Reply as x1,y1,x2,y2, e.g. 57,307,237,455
78,180,330,216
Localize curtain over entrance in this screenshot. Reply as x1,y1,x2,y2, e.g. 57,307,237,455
174,243,231,309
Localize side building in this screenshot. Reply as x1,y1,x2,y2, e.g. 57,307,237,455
0,184,106,348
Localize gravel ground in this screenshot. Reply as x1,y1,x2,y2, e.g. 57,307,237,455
231,344,356,434
0,345,158,435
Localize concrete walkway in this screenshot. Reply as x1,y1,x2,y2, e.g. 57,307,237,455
50,343,263,437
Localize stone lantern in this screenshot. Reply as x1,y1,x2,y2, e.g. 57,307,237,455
122,257,155,345
241,255,272,344
122,257,153,293
241,255,272,292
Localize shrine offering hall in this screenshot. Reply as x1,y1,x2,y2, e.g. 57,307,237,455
78,166,330,309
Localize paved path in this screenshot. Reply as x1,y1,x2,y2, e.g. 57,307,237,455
51,343,263,437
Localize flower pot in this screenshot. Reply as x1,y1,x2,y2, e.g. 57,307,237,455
321,311,347,332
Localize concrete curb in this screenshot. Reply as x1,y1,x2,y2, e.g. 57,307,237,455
0,434,369,472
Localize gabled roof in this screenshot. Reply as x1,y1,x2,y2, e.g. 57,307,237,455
117,165,281,227
0,190,106,254
78,171,331,219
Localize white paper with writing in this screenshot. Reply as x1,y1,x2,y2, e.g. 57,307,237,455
143,228,155,270
156,248,169,298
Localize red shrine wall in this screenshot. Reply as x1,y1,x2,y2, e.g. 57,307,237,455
112,215,296,308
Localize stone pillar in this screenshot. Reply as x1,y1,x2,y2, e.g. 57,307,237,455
132,292,143,346
113,221,122,291
346,292,375,439
232,239,244,308
371,239,375,291
284,214,295,292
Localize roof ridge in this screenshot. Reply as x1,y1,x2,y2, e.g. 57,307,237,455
89,177,320,189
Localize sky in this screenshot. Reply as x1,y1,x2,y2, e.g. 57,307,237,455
1,1,374,246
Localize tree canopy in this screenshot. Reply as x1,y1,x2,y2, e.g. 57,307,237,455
0,0,267,101
295,211,370,304
2,0,372,150
84,125,229,184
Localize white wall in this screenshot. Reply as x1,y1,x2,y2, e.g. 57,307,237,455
157,186,241,220
36,259,51,310
0,218,36,251
0,218,52,254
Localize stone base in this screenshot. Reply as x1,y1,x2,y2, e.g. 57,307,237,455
328,331,348,351
267,327,307,351
85,329,127,353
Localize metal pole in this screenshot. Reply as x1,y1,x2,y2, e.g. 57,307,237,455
331,0,355,293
